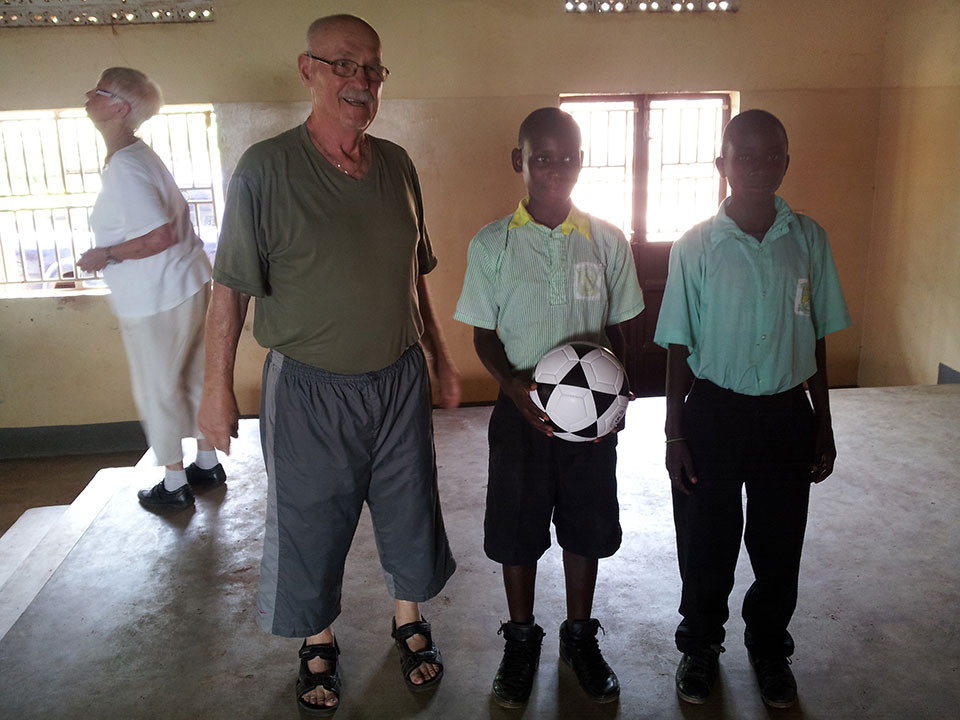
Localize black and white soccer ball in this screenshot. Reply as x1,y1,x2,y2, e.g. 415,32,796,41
529,342,630,443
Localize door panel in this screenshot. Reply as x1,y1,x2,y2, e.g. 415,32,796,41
622,241,673,397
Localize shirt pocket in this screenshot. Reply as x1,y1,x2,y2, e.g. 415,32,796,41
573,262,605,301
794,278,811,316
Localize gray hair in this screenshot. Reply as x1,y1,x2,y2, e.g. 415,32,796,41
98,67,163,131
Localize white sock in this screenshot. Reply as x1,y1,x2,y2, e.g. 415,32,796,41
195,449,219,470
163,468,188,491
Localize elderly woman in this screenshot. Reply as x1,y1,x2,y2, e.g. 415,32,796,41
77,67,225,511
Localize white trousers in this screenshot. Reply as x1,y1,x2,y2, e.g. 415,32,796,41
118,284,210,466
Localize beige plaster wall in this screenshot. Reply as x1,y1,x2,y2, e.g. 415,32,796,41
0,0,909,428
1,0,886,108
0,293,267,428
858,0,960,386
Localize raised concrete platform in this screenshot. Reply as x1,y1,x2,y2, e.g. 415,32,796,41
0,466,161,640
0,506,67,590
0,386,958,719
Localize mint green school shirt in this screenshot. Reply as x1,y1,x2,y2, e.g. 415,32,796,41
654,196,851,396
454,201,645,375
214,125,436,374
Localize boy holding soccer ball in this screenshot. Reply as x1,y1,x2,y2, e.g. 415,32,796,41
655,109,850,708
454,107,644,707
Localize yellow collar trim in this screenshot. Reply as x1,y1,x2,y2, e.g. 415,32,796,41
508,199,591,239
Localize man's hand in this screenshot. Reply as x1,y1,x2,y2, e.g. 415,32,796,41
434,353,461,410
505,377,554,437
666,439,698,495
199,281,250,455
197,386,240,454
811,421,837,483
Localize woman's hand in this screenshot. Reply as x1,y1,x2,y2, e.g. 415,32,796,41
76,247,111,273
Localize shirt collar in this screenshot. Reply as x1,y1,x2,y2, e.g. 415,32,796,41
508,199,592,240
712,195,794,245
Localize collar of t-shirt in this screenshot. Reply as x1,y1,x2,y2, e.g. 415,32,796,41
712,195,794,246
507,199,592,240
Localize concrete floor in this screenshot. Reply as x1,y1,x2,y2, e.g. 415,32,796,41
0,386,958,719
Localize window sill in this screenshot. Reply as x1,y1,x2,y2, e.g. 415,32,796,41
0,285,110,300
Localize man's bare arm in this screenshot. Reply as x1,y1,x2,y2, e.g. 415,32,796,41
198,281,250,453
417,275,461,409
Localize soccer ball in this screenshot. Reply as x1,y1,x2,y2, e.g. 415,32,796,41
529,342,630,443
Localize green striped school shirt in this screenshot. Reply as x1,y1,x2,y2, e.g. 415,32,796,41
454,201,645,375
654,196,851,395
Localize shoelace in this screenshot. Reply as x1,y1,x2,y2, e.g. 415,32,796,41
564,623,610,678
497,632,541,692
684,645,725,680
754,655,792,679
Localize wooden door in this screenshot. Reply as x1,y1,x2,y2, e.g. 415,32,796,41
621,241,673,397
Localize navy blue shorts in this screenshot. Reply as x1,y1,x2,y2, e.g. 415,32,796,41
483,392,622,565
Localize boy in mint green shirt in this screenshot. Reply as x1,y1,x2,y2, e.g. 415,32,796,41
655,109,850,709
455,107,644,708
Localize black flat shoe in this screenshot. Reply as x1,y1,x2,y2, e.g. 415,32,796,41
676,645,723,704
185,462,226,487
749,651,797,708
137,481,194,511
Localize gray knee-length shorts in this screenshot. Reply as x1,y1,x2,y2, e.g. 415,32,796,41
256,344,456,637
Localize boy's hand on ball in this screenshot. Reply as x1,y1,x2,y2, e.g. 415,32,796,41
506,378,554,437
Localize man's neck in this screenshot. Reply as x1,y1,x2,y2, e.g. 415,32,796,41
305,113,366,157
526,198,571,231
725,196,778,240
305,113,369,177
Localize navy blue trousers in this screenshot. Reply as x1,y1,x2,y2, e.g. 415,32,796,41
673,379,816,658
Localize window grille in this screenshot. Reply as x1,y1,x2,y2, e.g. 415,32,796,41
0,105,223,290
561,94,730,242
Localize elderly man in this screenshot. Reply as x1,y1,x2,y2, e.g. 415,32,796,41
198,14,458,715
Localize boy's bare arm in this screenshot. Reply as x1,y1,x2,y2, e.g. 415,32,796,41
473,327,553,437
805,337,837,483
665,343,698,494
606,323,627,367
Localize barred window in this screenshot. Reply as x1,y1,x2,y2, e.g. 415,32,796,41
0,104,223,291
560,94,730,243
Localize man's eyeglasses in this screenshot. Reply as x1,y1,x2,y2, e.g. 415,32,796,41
94,88,128,104
304,53,390,83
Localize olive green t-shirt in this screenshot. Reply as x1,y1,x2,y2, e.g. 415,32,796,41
214,124,437,374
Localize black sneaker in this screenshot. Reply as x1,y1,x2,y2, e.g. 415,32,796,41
559,619,620,703
185,462,227,487
137,481,194,511
749,651,797,708
675,645,723,704
492,620,545,708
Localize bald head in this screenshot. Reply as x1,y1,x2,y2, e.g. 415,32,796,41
518,107,581,150
721,109,788,157
307,14,380,52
